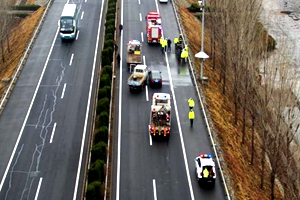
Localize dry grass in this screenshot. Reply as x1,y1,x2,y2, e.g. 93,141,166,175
0,5,45,96
179,5,283,200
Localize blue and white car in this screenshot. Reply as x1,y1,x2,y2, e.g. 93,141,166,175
194,154,216,187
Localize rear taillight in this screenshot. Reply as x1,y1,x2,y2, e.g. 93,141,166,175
159,79,162,82
151,78,154,82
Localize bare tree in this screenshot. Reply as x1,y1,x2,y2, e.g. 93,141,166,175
0,0,13,63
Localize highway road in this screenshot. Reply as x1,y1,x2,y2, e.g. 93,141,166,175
0,0,104,199
112,0,227,199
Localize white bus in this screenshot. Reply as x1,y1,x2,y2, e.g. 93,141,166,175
59,4,78,41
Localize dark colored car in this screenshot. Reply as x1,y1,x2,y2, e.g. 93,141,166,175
149,70,162,88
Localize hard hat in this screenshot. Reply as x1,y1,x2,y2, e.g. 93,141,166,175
133,75,137,79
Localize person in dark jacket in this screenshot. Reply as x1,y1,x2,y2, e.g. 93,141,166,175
119,24,123,36
167,37,172,52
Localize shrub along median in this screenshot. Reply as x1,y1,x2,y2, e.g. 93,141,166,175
85,0,116,198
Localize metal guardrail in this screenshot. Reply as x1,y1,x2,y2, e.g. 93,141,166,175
171,0,232,199
0,0,53,115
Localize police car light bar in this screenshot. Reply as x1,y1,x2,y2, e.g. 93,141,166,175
200,154,212,158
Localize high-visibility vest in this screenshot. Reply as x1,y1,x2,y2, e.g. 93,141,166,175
174,37,178,44
181,50,185,58
183,50,188,58
185,46,189,52
203,168,209,178
163,39,167,47
188,98,195,108
160,38,164,45
189,111,195,119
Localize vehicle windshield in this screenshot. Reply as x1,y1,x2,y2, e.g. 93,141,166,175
151,72,161,79
155,99,168,104
60,17,74,33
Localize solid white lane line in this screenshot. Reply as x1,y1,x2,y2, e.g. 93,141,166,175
34,177,43,200
72,0,105,199
76,30,79,40
50,122,57,144
153,179,157,200
61,83,66,99
69,53,74,66
140,13,142,21
141,32,144,43
146,85,149,101
0,27,60,192
143,55,146,65
81,12,84,20
116,0,124,199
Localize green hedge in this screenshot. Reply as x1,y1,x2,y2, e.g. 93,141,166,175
100,73,111,87
103,40,114,50
103,66,112,79
99,111,109,127
107,7,116,14
105,33,114,41
86,181,101,200
97,97,110,114
98,85,111,100
11,13,29,18
11,5,40,10
105,19,115,28
91,142,107,163
106,13,115,21
88,159,105,183
105,24,115,35
87,0,116,198
101,49,112,66
94,126,108,144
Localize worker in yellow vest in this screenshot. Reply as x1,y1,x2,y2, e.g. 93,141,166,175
174,37,178,50
160,38,164,54
188,98,195,110
189,109,195,127
163,38,168,52
203,167,209,178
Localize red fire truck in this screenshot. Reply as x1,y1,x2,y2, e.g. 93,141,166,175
146,12,162,44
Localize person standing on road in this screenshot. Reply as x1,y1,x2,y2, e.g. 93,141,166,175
163,38,168,52
189,109,195,127
174,37,178,51
117,53,121,64
160,38,165,54
188,97,195,110
167,37,172,52
119,24,123,36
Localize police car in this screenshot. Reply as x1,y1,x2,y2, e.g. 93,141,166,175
194,154,216,187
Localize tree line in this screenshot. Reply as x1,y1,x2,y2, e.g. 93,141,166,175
205,0,300,198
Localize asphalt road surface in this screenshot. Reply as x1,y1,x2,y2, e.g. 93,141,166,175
112,0,227,199
0,0,104,199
